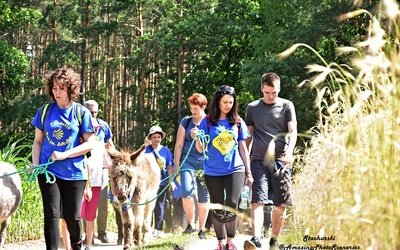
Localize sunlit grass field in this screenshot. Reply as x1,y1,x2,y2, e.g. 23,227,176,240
279,1,400,249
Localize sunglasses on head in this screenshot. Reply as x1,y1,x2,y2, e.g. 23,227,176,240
218,85,235,95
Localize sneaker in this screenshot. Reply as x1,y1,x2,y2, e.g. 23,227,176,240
269,237,279,250
226,242,238,250
198,229,207,239
84,247,92,250
97,232,109,243
182,224,196,234
215,242,226,250
244,236,262,249
117,238,123,245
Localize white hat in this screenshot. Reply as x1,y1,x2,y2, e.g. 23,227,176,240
147,125,166,139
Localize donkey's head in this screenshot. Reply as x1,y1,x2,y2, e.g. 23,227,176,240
107,144,147,208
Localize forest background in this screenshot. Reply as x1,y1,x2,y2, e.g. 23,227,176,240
2,0,400,248
0,0,375,150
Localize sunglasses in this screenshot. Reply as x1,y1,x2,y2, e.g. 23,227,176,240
218,85,235,95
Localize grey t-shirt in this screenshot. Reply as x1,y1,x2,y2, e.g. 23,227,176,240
245,97,296,160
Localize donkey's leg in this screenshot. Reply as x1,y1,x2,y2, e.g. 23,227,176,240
133,203,144,246
122,209,134,250
143,200,157,244
0,217,10,249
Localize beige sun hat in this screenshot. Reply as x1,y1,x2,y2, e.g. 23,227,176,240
147,125,166,139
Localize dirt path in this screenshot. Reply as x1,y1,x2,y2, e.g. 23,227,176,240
3,231,271,250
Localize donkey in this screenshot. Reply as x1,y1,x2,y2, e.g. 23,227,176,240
108,143,160,250
0,162,23,249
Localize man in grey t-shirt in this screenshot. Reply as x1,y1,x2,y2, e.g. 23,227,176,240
244,72,297,250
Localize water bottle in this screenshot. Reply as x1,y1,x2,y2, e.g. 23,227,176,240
239,184,250,210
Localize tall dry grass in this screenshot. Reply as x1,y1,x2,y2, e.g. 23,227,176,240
279,0,400,249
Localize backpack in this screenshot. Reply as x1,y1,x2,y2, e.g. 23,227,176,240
40,102,84,131
184,114,241,132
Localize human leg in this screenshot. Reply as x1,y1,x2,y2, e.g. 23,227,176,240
114,206,123,245
246,160,270,248
38,174,61,250
224,172,245,244
271,205,286,238
81,187,101,248
269,160,292,247
97,184,109,243
263,205,273,236
204,175,227,243
180,170,197,234
153,186,167,237
61,219,70,250
196,176,210,234
61,179,86,249
163,189,173,233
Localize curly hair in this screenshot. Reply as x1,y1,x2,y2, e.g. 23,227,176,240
45,67,81,101
209,85,239,126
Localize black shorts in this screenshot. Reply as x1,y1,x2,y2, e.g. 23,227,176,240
250,160,292,206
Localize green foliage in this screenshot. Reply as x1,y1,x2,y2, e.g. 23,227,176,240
0,138,31,166
0,138,41,242
0,40,30,108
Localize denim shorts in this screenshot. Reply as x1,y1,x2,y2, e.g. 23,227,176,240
250,160,292,206
179,157,210,203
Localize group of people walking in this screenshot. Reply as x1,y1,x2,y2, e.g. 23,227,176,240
31,67,297,250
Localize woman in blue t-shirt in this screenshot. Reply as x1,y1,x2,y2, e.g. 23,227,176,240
31,67,96,250
173,93,210,239
192,85,254,250
144,125,174,238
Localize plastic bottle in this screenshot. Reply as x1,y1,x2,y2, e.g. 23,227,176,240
239,184,250,210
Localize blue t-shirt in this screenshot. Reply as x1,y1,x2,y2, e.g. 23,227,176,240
94,118,113,144
145,145,173,186
31,102,94,180
198,117,250,176
180,116,204,162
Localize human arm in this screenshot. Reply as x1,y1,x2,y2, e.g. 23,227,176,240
191,126,204,153
281,121,297,164
173,123,185,173
84,161,93,201
167,164,177,191
106,137,115,150
32,128,44,168
51,132,95,161
245,125,254,151
238,140,254,186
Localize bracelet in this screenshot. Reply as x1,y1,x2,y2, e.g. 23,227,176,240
245,172,252,177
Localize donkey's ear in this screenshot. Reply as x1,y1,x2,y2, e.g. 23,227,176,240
130,143,147,162
107,147,119,159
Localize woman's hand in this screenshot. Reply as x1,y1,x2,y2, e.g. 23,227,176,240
51,151,68,161
190,126,199,139
84,187,92,202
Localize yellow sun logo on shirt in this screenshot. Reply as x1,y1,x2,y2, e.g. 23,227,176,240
212,130,234,155
53,129,64,140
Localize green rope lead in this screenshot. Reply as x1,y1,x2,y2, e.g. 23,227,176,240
27,157,56,184
131,129,209,206
195,129,210,160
